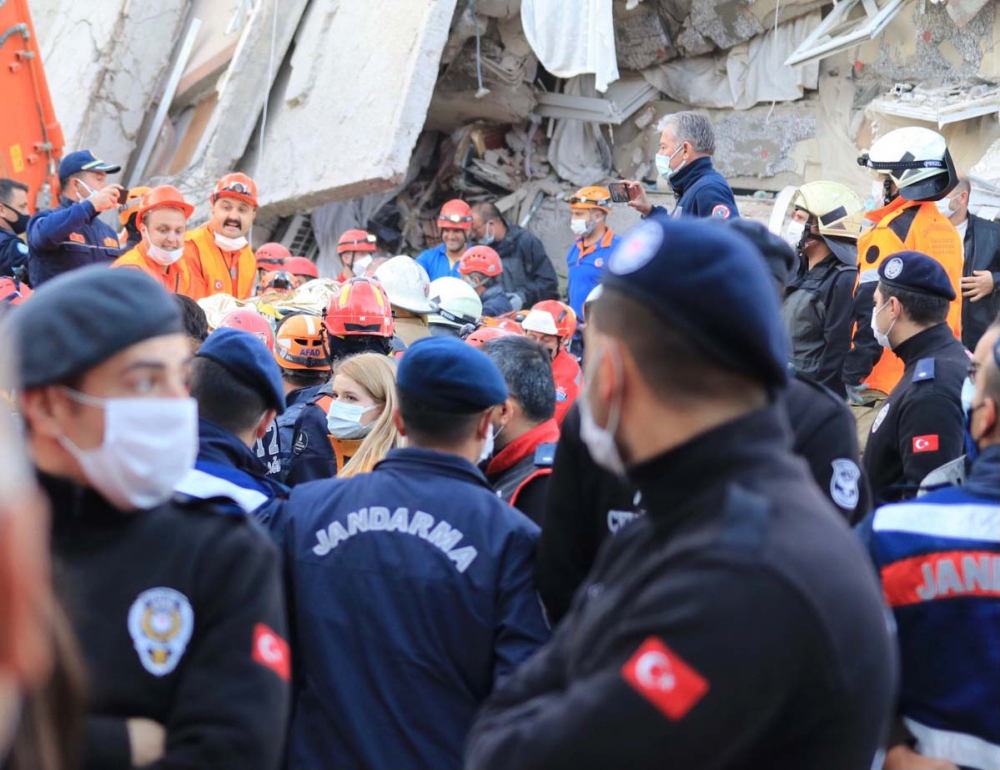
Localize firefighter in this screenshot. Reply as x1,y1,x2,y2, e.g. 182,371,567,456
336,229,378,282
416,199,473,281
459,245,513,317
374,255,438,348
428,276,482,338
522,301,581,426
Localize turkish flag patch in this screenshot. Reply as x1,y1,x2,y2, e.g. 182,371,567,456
252,623,290,681
621,637,709,720
912,434,939,453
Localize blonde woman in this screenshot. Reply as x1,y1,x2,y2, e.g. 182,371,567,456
326,353,403,477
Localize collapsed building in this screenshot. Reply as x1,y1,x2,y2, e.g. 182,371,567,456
31,0,1000,282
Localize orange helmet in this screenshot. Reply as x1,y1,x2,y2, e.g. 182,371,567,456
464,326,515,349
119,186,150,227
273,313,330,371
285,256,319,279
480,316,524,335
0,277,32,306
256,242,290,269
531,300,577,343
138,185,194,226
438,199,472,230
219,309,275,352
324,277,395,338
337,229,377,254
459,245,502,278
212,172,258,208
568,186,611,214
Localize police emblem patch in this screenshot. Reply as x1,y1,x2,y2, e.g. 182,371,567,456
128,587,194,677
214,279,224,291
594,257,604,268
884,257,903,280
711,204,731,219
829,459,860,510
871,402,890,433
293,431,309,455
609,222,662,275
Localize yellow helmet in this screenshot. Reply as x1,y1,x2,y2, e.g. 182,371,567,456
568,186,611,213
793,181,865,265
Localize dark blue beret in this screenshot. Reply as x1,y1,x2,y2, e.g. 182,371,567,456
197,328,286,415
725,218,798,288
602,217,789,388
9,265,182,388
877,251,955,301
397,336,508,412
59,149,120,179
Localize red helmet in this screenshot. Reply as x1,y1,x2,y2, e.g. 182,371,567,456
212,172,258,208
337,229,377,254
273,313,330,371
256,242,290,269
459,245,502,278
0,277,32,306
480,316,524,335
438,199,472,231
285,256,319,279
464,326,515,349
324,277,395,338
219,309,275,352
532,300,577,343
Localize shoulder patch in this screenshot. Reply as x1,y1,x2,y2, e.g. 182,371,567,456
68,232,85,243
292,431,309,455
252,623,291,681
17,241,28,254
534,443,556,467
830,459,861,510
711,204,731,220
128,587,195,677
871,401,891,433
913,358,935,383
621,637,709,721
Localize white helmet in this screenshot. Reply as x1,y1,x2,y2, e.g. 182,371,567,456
521,308,559,336
428,277,483,328
373,255,437,314
858,127,957,202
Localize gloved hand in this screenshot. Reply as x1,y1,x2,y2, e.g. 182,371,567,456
845,383,870,406
506,292,524,312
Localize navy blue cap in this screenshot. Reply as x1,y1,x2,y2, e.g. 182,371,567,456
725,218,797,288
397,336,508,412
8,266,182,388
58,149,121,180
197,328,286,414
877,251,955,301
602,217,790,387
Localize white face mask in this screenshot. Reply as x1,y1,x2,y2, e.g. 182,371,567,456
351,256,373,277
326,400,377,440
75,178,95,203
570,218,590,237
655,145,685,180
477,422,496,464
786,220,806,250
213,231,248,251
871,302,896,349
58,389,198,510
143,231,184,266
935,197,955,217
867,180,886,211
578,343,626,476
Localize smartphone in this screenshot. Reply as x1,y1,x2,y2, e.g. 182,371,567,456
608,182,632,204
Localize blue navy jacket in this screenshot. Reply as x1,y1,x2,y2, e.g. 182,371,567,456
175,419,288,514
856,444,999,770
0,228,29,276
268,447,550,770
480,282,514,317
269,384,323,482
649,157,739,221
27,197,120,285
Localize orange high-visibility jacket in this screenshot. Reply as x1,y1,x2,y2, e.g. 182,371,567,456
111,242,208,300
184,224,256,299
853,198,963,394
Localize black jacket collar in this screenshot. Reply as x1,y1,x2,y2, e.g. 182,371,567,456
894,323,959,368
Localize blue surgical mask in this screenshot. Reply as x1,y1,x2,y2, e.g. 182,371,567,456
479,222,496,246
655,145,685,180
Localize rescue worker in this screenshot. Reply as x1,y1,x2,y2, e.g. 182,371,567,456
428,276,482,338
0,178,30,278
459,244,513,317
482,335,559,525
117,186,150,252
27,150,122,286
465,218,896,770
218,308,275,351
183,172,258,299
175,328,288,513
855,321,999,770
374,255,437,348
270,313,330,481
0,276,32,307
4,266,289,770
470,202,559,309
624,111,739,221
110,185,207,299
565,187,620,321
863,252,969,505
285,277,395,485
336,229,378,281
256,269,298,299
285,256,319,284
269,336,550,770
254,242,290,282
781,181,864,397
846,127,963,444
416,199,473,280
522,301,581,426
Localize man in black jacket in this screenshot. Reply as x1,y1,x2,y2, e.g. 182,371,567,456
471,202,558,310
5,267,290,770
466,217,895,770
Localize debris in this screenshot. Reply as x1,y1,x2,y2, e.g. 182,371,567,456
613,1,677,71
870,83,1000,128
535,76,659,124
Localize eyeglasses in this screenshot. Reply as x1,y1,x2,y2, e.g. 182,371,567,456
220,181,252,196
439,214,472,224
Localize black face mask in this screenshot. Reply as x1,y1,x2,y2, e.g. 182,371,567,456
1,205,29,236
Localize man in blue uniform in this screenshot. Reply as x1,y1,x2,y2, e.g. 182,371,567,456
269,336,550,770
26,149,123,286
0,178,31,278
855,320,999,770
625,111,738,221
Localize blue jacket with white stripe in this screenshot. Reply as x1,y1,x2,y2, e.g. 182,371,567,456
856,444,1000,770
26,197,120,285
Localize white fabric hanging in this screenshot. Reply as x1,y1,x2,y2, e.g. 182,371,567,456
521,0,620,92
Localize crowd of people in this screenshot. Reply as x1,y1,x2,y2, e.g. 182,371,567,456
0,110,997,770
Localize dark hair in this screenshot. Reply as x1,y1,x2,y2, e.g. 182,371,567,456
172,295,209,344
472,201,502,223
283,368,328,388
482,336,555,423
397,391,482,446
328,334,393,362
0,178,29,205
594,287,763,402
878,281,950,326
189,357,267,436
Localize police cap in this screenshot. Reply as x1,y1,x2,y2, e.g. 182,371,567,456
397,336,508,412
601,217,789,388
877,251,955,301
196,328,286,415
59,149,121,180
726,218,798,288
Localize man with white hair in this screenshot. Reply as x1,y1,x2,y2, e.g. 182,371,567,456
625,111,739,222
